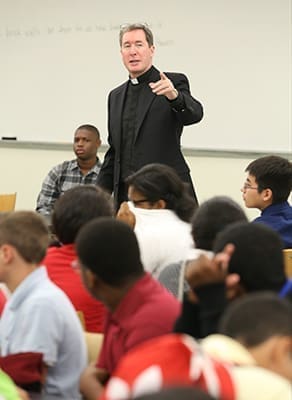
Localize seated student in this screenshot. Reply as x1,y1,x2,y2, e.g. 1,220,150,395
36,124,102,218
75,218,181,400
201,292,292,383
0,211,87,399
99,331,291,400
99,333,235,400
158,196,248,299
117,163,196,277
174,222,289,338
241,155,292,248
213,222,288,299
42,185,114,333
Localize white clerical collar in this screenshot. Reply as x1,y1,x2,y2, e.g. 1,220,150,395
131,78,139,85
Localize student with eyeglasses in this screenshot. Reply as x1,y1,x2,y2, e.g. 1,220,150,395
97,22,203,210
116,163,196,277
241,155,292,248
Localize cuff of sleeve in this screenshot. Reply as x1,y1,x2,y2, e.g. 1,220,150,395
168,91,186,112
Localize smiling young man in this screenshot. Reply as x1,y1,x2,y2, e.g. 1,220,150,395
36,124,101,218
98,23,204,209
241,155,292,248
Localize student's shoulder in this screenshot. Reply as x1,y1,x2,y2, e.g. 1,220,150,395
48,159,76,174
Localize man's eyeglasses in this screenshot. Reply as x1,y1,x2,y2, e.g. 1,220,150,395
242,183,258,190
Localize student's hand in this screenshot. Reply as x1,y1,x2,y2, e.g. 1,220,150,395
16,387,30,400
116,201,136,229
80,362,104,400
149,72,178,100
185,244,235,289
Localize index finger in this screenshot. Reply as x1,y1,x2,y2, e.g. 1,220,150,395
160,71,168,80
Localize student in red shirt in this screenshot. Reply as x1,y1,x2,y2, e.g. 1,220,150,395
76,218,181,400
43,185,114,333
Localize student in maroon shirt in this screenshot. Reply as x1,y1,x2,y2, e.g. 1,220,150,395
76,218,181,400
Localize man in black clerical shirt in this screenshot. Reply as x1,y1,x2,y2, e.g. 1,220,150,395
98,23,203,208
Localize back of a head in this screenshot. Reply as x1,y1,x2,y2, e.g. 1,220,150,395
245,155,292,203
213,221,286,292
76,217,144,286
219,291,292,347
191,196,248,250
0,211,49,263
52,185,114,244
126,163,197,222
132,387,216,400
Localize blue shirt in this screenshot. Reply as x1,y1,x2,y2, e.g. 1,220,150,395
0,267,87,399
253,201,292,248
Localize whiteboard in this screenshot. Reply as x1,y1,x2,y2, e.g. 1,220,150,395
0,0,291,152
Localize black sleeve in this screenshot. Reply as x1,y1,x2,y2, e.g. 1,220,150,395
173,283,227,339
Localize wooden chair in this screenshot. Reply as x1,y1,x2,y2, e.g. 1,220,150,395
283,249,292,278
84,332,104,364
76,311,104,363
0,193,16,212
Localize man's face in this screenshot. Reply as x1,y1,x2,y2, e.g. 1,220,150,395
241,174,263,209
120,29,155,78
73,129,101,161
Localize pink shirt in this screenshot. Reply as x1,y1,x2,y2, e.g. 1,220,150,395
97,273,181,373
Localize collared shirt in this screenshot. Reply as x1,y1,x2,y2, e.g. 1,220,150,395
253,201,292,248
0,267,87,400
97,273,181,374
36,158,102,216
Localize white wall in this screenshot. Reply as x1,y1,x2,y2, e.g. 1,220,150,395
1,0,291,152
0,145,261,221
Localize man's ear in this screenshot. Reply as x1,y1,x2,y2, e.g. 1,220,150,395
82,268,99,291
0,244,14,264
262,188,273,202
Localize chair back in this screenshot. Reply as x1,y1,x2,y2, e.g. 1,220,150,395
84,332,104,364
0,193,16,211
283,249,292,278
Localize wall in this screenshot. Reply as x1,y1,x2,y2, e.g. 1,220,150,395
1,143,267,221
1,0,291,152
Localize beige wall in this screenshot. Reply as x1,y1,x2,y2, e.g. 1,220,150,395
0,145,262,221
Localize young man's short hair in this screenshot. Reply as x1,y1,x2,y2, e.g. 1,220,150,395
75,124,100,139
52,185,114,244
0,211,49,263
191,196,248,250
76,217,144,286
245,155,292,203
219,291,292,347
213,221,286,293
